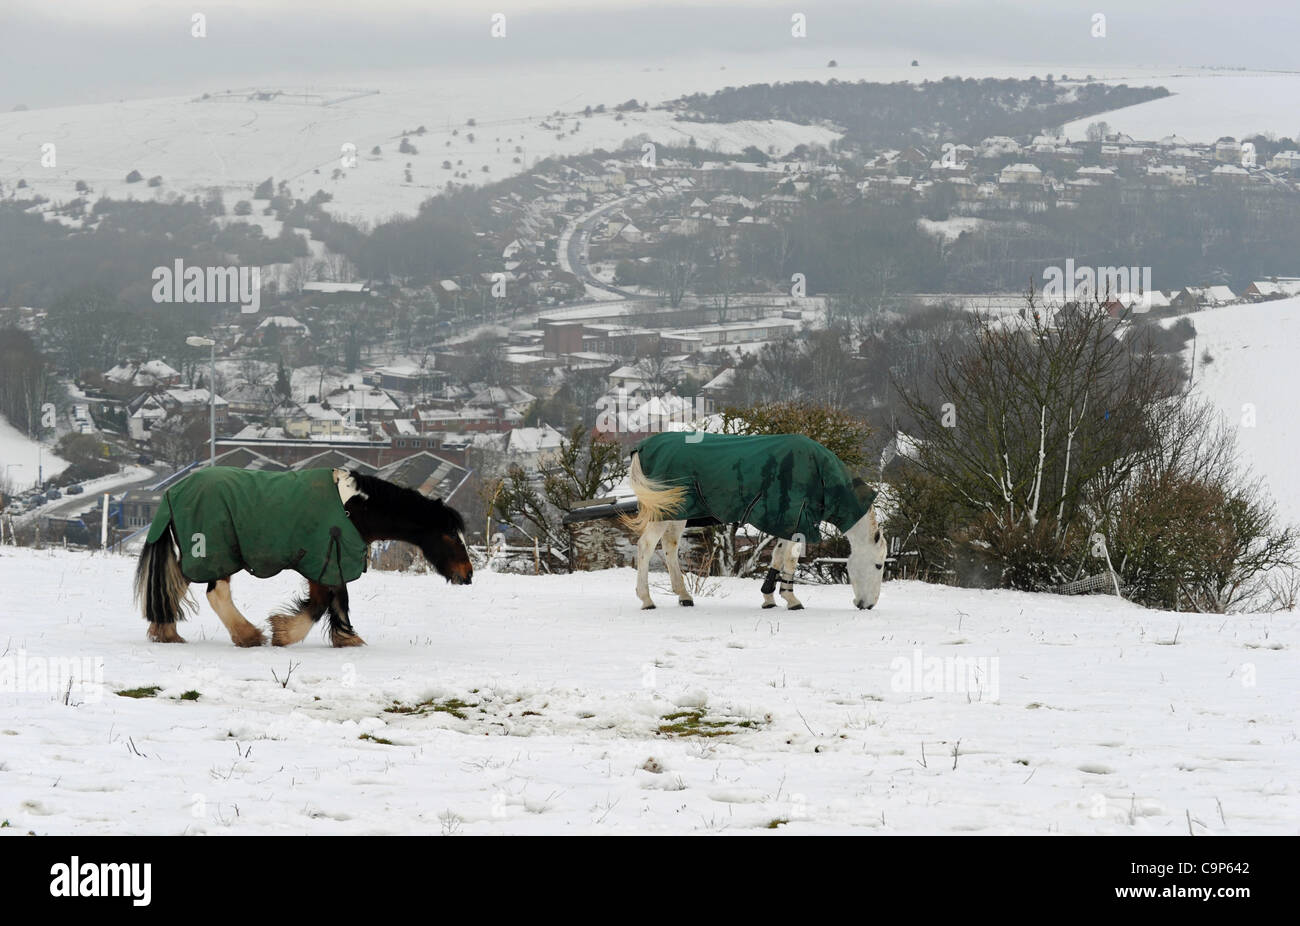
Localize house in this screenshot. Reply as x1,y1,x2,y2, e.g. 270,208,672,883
272,399,349,438
1214,137,1242,163
223,382,279,417
1075,166,1117,184
1211,164,1250,186
1243,279,1300,301
373,451,471,502
290,450,378,475
700,367,735,402
1120,290,1171,313
297,402,349,438
977,136,1022,158
209,447,287,472
468,384,535,414
1145,165,1195,187
997,163,1044,187
127,393,168,442
1171,285,1237,309
367,364,445,396
252,314,315,343
324,386,402,423
160,388,228,428
301,281,370,301
501,424,566,466
1105,291,1170,316
1268,150,1300,172
105,360,182,389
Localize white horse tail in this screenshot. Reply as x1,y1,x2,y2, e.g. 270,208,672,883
621,455,688,534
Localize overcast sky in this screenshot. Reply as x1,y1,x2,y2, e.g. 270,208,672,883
4,0,1298,109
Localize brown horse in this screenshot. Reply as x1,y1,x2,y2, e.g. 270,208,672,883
134,468,472,647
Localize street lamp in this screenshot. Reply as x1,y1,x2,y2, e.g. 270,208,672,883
186,336,217,468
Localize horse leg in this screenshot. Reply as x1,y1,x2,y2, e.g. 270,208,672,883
636,521,669,610
325,584,365,647
662,521,693,606
206,576,266,647
761,540,787,609
269,580,332,646
781,538,804,610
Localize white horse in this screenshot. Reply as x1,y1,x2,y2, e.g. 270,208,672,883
622,434,888,611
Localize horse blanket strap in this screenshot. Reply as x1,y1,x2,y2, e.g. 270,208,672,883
633,432,877,541
145,467,368,585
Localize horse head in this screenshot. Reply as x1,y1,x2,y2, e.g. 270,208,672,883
418,498,474,585
341,470,473,585
846,508,887,610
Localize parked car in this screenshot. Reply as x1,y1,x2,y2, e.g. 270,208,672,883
29,495,46,508
137,453,154,465
66,484,84,495
46,489,62,500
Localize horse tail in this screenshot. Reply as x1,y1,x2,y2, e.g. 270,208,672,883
134,525,194,637
621,454,688,535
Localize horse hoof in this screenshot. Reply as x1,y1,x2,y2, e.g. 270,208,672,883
234,629,266,647
787,604,804,611
761,603,777,610
268,614,311,647
147,623,186,644
641,603,656,610
330,633,366,648
679,599,694,607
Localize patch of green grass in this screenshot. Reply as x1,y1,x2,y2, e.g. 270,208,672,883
116,686,162,699
766,818,789,829
0,820,10,828
178,690,201,701
358,733,395,745
655,708,762,738
385,696,476,720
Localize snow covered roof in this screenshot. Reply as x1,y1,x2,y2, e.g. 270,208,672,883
301,402,345,422
165,387,227,407
256,315,310,333
104,359,180,386
302,281,368,294
504,424,565,454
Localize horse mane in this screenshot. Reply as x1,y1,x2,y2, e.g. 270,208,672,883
347,470,466,534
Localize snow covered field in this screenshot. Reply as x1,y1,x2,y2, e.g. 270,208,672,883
1062,70,1300,144
0,547,1294,835
1170,296,1300,528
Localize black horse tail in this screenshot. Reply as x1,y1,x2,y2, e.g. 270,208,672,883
134,525,194,642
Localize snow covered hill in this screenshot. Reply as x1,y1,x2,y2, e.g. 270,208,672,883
1171,297,1300,528
0,417,67,492
0,59,845,225
0,548,1293,835
5,59,1292,226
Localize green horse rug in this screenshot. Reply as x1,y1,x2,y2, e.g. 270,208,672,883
624,432,888,612
145,467,368,586
137,466,474,648
631,432,877,541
